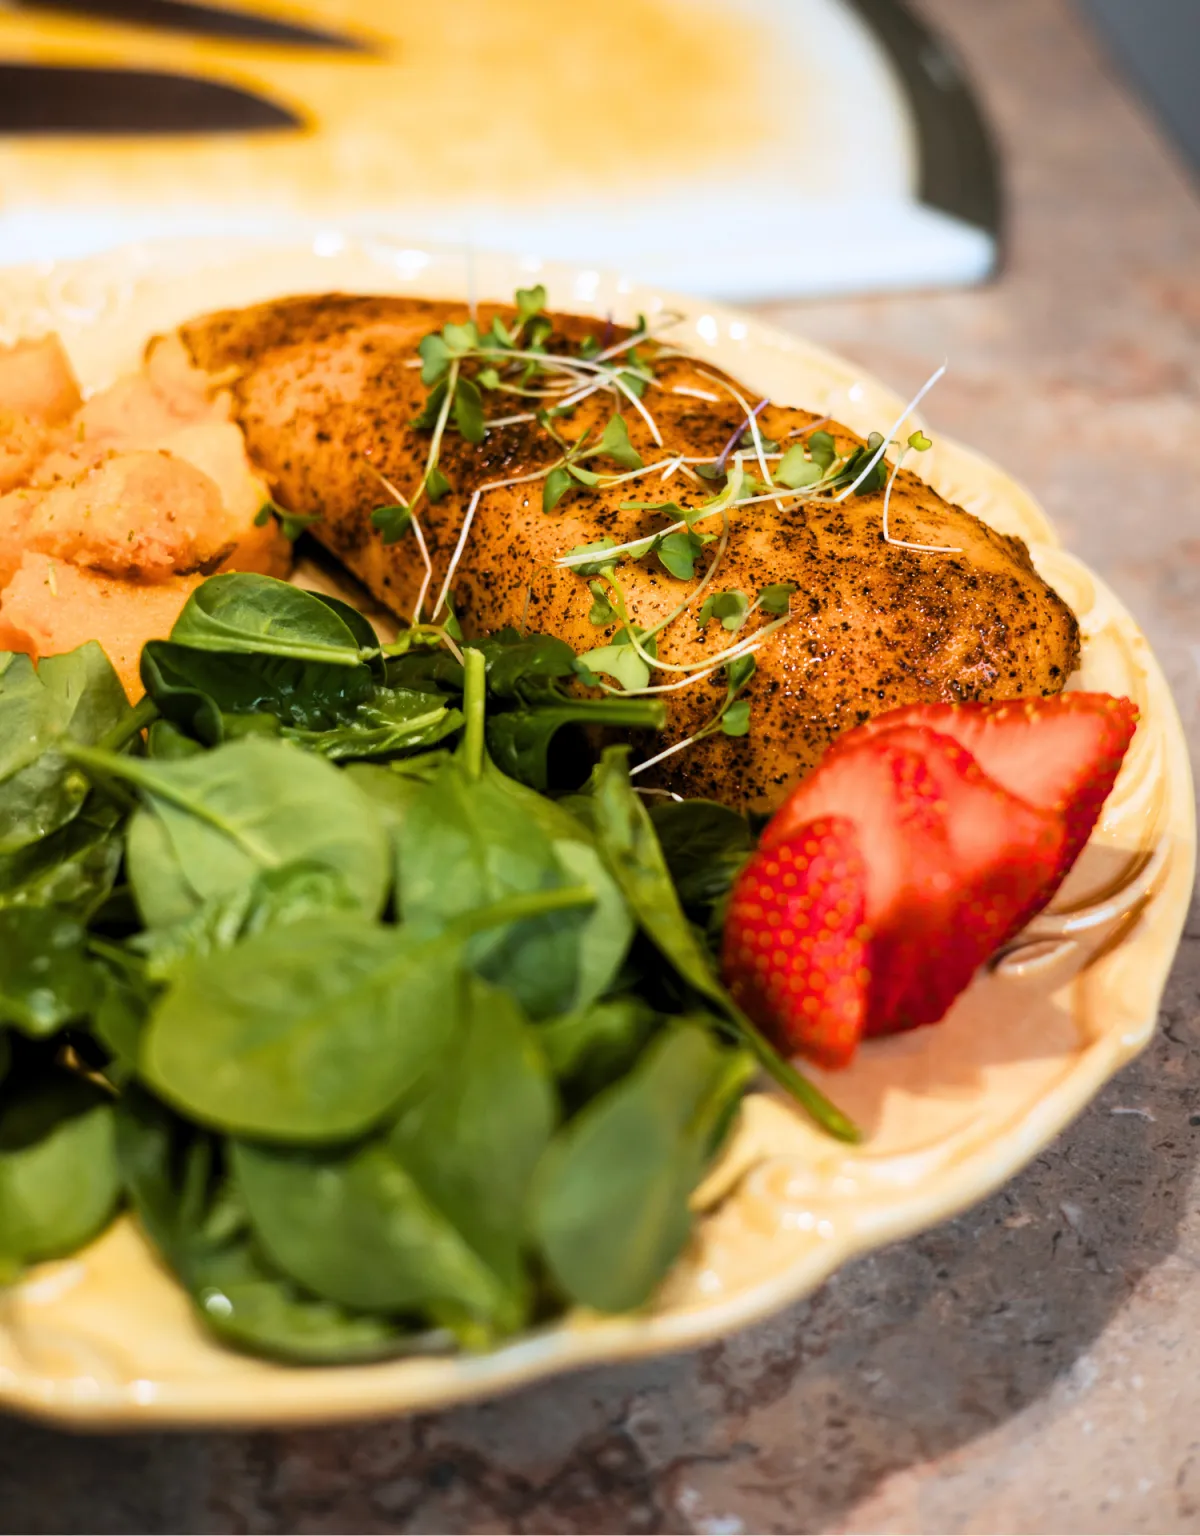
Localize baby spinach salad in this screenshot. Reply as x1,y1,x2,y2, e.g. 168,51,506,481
0,573,855,1365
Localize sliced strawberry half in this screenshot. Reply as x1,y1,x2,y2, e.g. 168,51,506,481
722,816,869,1068
853,693,1138,873
758,724,1067,1039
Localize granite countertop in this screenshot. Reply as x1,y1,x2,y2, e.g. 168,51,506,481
3,0,1199,1530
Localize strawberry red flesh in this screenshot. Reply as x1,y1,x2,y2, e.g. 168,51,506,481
722,816,868,1068
763,725,1066,1034
853,693,1138,872
725,692,1137,1067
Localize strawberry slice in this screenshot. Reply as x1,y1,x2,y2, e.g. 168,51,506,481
726,694,1138,1066
852,694,1137,872
722,816,869,1068
735,725,1066,1055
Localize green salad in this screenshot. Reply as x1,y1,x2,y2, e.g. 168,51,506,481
0,572,853,1365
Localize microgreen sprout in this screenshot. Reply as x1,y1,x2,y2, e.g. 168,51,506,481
710,398,768,477
880,433,961,553
694,370,779,501
431,466,550,621
697,590,749,631
588,581,617,625
255,501,322,542
370,503,412,545
832,362,947,503
363,458,435,623
757,581,798,615
629,654,759,776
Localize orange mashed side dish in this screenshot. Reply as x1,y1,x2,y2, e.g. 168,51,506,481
0,332,290,698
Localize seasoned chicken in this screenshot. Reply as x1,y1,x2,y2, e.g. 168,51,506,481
180,294,1080,809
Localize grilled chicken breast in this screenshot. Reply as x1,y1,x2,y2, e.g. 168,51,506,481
180,294,1080,809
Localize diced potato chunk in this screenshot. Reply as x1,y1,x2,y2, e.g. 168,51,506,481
0,410,48,494
153,419,267,526
0,553,203,699
25,449,241,580
0,335,82,425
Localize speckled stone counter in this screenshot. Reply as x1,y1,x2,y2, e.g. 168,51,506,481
2,1,1199,1530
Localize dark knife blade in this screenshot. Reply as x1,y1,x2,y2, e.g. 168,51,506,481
0,63,303,133
5,0,373,50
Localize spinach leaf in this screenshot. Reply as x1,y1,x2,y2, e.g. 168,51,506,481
466,631,576,697
131,861,359,983
0,794,124,918
234,1138,509,1334
169,574,368,666
115,1085,225,1286
0,907,99,1036
199,1261,429,1364
342,761,438,827
124,806,195,929
0,646,130,855
586,749,859,1143
146,720,204,760
586,748,729,1012
144,642,457,762
233,977,553,1339
532,1024,752,1313
395,758,630,1018
648,799,753,910
141,879,591,1143
141,913,460,1141
142,641,376,741
383,629,667,791
538,995,657,1095
551,839,634,1015
72,737,391,925
117,1089,422,1363
282,689,462,761
306,591,385,676
384,649,465,696
0,1067,121,1276
387,975,555,1303
92,966,155,1081
486,695,665,792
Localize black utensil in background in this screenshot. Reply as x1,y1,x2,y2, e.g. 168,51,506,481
0,62,302,133
3,0,372,49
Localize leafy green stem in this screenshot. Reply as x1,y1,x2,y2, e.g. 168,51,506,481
531,698,667,732
445,883,597,943
731,1012,861,1143
460,647,487,781
87,935,148,978
98,696,159,754
62,743,278,868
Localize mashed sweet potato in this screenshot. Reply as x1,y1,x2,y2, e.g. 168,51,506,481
0,553,204,699
0,331,290,697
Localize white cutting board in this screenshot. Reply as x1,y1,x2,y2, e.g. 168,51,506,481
0,0,995,298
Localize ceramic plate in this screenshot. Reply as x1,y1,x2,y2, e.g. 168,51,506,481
0,237,1191,1427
